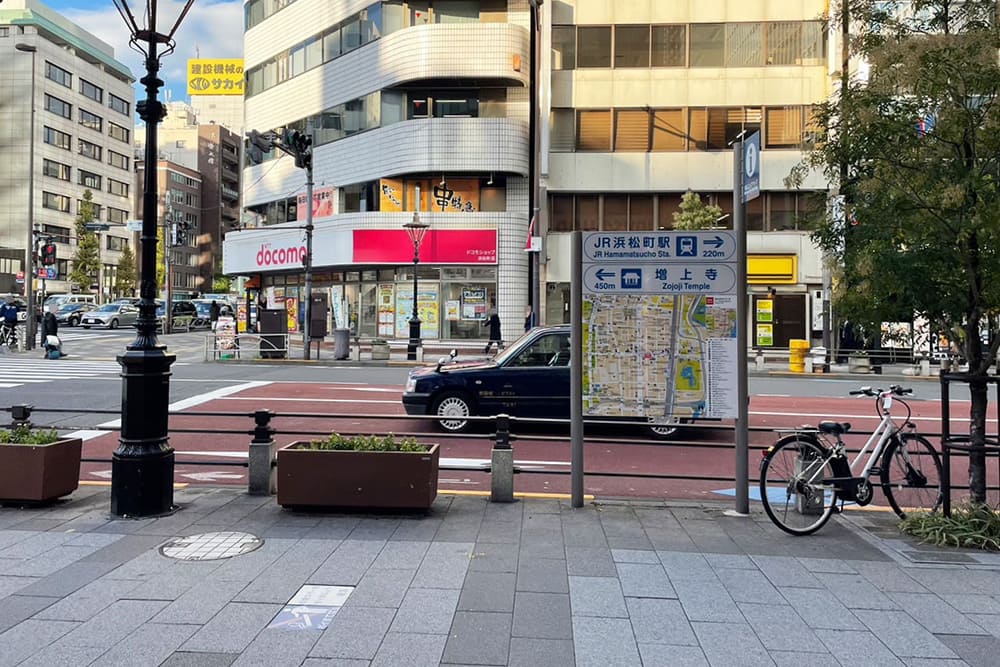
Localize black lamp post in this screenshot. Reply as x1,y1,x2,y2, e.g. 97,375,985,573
110,0,195,517
403,211,429,361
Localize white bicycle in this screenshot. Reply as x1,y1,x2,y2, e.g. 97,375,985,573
760,385,942,535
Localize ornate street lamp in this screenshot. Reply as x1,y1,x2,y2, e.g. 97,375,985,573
403,211,430,361
110,0,195,517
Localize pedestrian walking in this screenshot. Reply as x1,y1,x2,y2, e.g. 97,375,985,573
483,306,503,355
209,300,221,331
41,305,63,359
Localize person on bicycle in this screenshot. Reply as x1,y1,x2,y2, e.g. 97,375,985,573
0,296,19,341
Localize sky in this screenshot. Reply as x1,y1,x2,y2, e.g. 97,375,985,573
42,0,244,105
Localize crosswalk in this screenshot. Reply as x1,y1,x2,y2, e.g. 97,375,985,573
0,357,122,388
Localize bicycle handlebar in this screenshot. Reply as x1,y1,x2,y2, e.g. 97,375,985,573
849,385,912,397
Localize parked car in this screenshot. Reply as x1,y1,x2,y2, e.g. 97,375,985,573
55,302,90,327
191,299,235,322
80,303,140,329
402,325,689,438
155,300,198,331
44,294,98,309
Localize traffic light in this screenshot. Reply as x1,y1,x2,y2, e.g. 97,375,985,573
246,129,274,166
283,129,312,170
40,242,57,266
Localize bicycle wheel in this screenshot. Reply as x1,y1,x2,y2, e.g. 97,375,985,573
760,436,838,536
880,433,942,518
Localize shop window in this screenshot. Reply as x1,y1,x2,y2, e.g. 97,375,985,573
576,196,599,231
651,25,686,66
550,195,574,232
576,110,611,151
614,110,650,151
652,109,686,151
726,23,763,67
689,23,724,67
657,194,682,229
435,0,477,23
479,88,507,118
552,26,576,70
769,191,797,231
577,26,611,68
614,26,649,68
480,186,506,212
382,1,405,34
603,196,628,231
629,196,654,230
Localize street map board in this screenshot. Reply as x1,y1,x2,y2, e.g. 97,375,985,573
581,231,740,420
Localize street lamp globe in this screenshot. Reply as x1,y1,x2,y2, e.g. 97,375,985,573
403,213,430,361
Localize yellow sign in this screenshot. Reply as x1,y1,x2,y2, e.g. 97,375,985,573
756,323,774,347
747,254,797,284
187,59,245,96
379,178,480,213
756,299,773,323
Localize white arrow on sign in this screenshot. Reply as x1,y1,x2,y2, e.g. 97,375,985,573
181,471,245,481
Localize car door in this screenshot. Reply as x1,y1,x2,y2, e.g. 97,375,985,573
121,305,139,326
477,332,570,419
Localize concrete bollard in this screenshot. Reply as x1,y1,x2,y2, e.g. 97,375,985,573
490,414,514,503
248,409,276,495
919,358,930,376
755,353,765,371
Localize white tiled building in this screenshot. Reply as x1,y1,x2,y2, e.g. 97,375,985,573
0,0,135,300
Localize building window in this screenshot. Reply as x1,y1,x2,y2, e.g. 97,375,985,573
107,207,128,224
79,79,103,103
651,25,686,67
42,159,71,181
629,196,654,230
44,62,72,87
42,192,71,213
79,170,102,190
78,139,102,161
550,109,575,152
576,110,612,151
614,109,650,151
108,93,130,116
576,196,599,230
106,235,128,251
652,109,686,151
765,106,805,148
726,23,763,67
42,225,71,244
79,108,103,132
577,26,611,68
766,22,800,65
603,195,628,231
77,199,102,220
44,126,71,150
108,122,130,143
614,26,650,68
108,179,130,197
550,195,574,232
108,150,129,170
552,25,576,70
45,94,72,119
689,23,724,67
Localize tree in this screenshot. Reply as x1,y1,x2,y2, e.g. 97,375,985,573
69,190,101,293
672,191,724,230
115,244,136,297
797,1,1000,502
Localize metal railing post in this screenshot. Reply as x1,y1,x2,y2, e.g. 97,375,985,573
247,409,276,495
491,413,514,502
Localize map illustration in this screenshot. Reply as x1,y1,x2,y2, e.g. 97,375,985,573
582,293,739,420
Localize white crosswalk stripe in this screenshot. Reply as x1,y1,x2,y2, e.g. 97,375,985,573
0,358,121,388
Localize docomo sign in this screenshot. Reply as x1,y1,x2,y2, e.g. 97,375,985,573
256,242,308,268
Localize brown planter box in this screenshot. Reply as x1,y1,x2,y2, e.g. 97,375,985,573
0,438,82,503
276,442,439,510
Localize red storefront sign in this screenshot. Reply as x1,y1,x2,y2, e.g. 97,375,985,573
353,230,497,264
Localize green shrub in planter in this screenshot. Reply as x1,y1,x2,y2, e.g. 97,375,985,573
0,426,81,503
305,432,427,452
0,425,61,444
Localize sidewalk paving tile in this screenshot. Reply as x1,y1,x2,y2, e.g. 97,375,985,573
853,561,930,593
236,538,335,603
815,628,906,666
704,553,757,570
457,571,515,613
371,631,446,667
15,643,106,667
390,587,460,634
886,591,992,635
616,562,675,599
91,622,200,667
56,598,168,649
161,651,240,666
936,634,1000,666
310,605,396,660
345,568,416,608
469,542,518,573
0,594,56,633
569,576,628,618
476,521,520,545
181,602,282,653
572,616,640,667
512,591,572,639
692,620,775,667
715,567,784,605
411,542,473,589
0,574,39,598
508,637,575,667
739,602,823,652
769,651,842,667
441,610,512,665
0,618,80,667
611,548,659,564
752,555,824,588
33,577,142,621
310,539,386,587
814,572,903,611
153,578,251,625
625,597,697,646
940,594,1000,615
637,643,709,667
371,540,430,569
779,586,868,630
230,627,322,667
566,546,616,576
656,551,718,581
515,557,568,593
672,577,742,623
854,609,960,658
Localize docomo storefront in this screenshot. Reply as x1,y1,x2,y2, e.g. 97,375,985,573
223,224,499,340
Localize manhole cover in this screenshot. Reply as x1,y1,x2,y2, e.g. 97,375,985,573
160,531,263,561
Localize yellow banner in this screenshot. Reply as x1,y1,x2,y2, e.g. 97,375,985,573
187,59,245,96
379,178,480,213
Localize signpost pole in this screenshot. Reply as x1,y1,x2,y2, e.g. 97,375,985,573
733,139,750,516
570,231,584,508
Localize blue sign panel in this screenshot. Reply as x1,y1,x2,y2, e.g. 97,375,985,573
741,131,760,203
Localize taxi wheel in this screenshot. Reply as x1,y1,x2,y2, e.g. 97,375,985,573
433,391,473,433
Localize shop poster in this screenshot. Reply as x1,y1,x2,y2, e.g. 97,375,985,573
377,284,395,337
445,300,461,321
395,284,439,339
461,288,487,320
285,296,299,333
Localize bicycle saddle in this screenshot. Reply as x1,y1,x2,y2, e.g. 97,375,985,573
818,421,851,435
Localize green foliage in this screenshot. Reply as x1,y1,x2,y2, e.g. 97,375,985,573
115,244,137,298
0,425,61,445
900,503,1000,551
672,191,724,230
69,190,101,292
303,433,427,452
212,273,232,293
156,225,165,291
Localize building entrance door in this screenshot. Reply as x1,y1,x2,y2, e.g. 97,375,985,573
772,294,806,347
